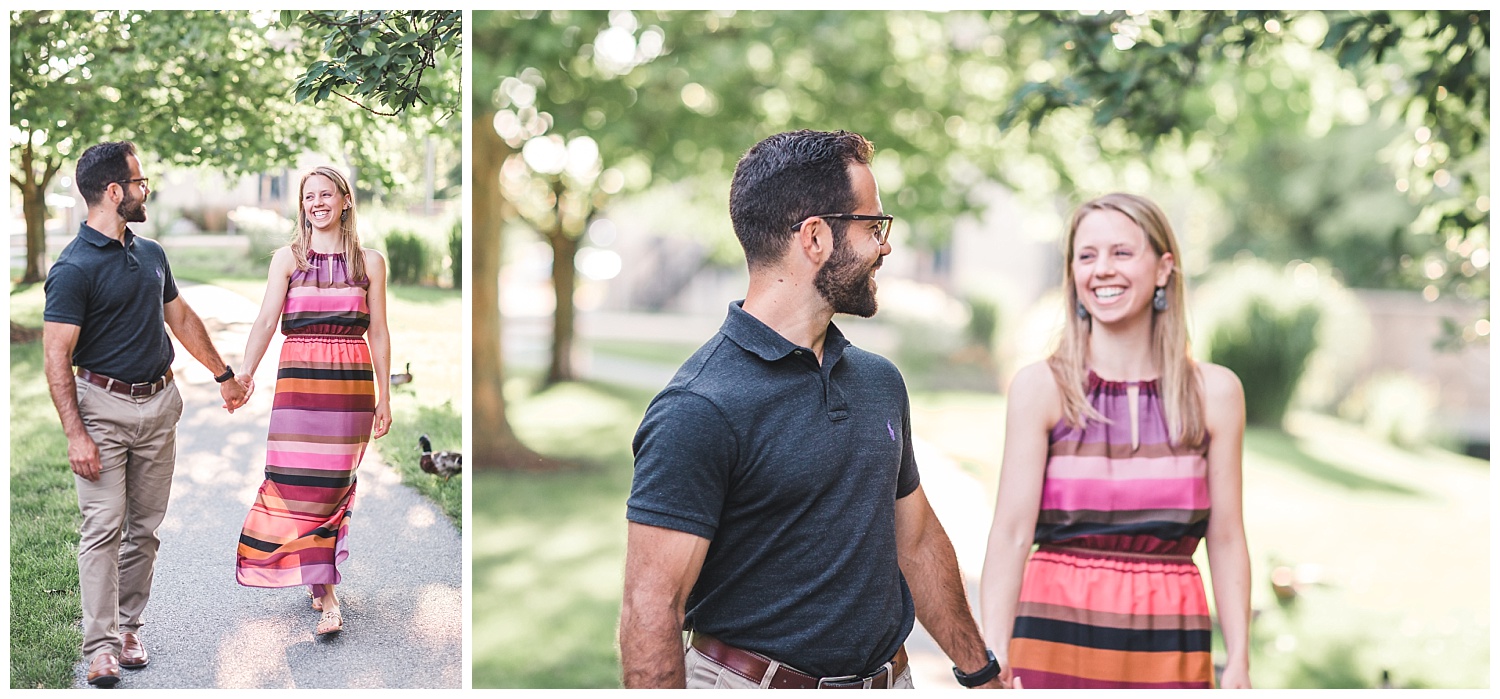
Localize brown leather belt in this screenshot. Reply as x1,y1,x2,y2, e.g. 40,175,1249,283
77,367,173,398
689,631,907,689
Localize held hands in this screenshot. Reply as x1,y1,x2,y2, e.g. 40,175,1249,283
235,373,256,403
974,665,1020,690
220,374,250,413
372,399,392,439
67,435,104,482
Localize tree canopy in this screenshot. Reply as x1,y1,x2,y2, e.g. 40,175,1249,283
9,10,463,285
283,10,461,121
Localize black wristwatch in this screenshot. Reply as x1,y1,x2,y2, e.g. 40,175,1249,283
215,365,235,383
953,650,1000,688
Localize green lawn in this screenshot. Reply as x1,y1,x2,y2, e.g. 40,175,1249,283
9,272,461,688
8,335,87,689
472,378,654,689
474,368,1489,689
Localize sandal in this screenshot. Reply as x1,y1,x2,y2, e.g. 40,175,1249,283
308,589,323,612
316,605,343,636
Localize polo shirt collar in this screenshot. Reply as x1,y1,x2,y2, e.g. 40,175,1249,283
721,300,850,364
78,222,134,248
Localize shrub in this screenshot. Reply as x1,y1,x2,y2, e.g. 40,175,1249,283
1209,297,1320,426
1195,261,1343,427
448,220,462,289
964,294,1001,350
384,229,430,285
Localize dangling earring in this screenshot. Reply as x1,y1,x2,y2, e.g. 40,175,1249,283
1153,287,1168,312
1076,300,1090,320
340,208,349,223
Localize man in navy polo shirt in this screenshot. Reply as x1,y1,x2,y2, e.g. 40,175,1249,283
42,141,249,687
620,130,1005,689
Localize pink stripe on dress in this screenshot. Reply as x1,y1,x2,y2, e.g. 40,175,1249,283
1040,477,1210,512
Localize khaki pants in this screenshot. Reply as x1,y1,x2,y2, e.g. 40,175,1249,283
73,377,183,660
684,646,915,689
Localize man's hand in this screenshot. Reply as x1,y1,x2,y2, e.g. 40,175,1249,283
68,435,104,482
220,376,249,412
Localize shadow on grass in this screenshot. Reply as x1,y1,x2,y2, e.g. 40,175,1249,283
10,341,86,688
1246,427,1420,497
1246,584,1488,689
472,379,652,688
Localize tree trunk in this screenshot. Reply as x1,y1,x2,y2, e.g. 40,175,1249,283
471,110,561,471
545,182,579,386
22,182,49,284
16,140,57,285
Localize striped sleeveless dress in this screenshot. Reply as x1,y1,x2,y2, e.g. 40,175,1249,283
236,251,374,597
1009,371,1214,688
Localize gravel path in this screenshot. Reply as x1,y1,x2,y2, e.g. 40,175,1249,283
71,283,462,689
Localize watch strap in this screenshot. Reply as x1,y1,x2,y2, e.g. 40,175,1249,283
953,649,1000,687
215,365,235,383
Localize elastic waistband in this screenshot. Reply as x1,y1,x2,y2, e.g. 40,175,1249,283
1036,543,1196,563
284,334,367,341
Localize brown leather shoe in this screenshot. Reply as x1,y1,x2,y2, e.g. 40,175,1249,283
120,632,149,669
86,651,121,688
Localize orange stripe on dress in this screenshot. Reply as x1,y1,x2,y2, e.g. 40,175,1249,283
1009,637,1213,684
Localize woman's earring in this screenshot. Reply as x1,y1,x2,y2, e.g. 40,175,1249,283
1076,300,1090,320
340,208,349,223
1153,287,1168,312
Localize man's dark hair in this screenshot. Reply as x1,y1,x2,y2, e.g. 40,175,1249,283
75,141,138,207
729,130,874,268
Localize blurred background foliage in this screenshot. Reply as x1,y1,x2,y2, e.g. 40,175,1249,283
473,8,1487,456
11,9,462,286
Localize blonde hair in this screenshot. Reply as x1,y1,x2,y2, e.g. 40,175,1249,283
292,166,367,282
1047,192,1206,447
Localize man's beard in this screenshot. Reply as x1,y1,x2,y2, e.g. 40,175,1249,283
117,191,147,223
814,233,879,318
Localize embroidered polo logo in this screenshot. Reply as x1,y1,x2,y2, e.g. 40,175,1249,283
887,420,896,441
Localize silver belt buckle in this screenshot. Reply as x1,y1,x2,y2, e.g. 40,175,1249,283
816,672,865,689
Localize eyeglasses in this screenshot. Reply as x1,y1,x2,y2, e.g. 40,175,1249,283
791,213,894,245
115,177,150,192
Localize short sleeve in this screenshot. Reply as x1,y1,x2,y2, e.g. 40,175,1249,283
895,373,921,499
160,252,179,304
42,263,87,326
626,389,738,540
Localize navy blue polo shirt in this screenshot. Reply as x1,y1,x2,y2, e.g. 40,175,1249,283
43,223,178,384
628,301,920,678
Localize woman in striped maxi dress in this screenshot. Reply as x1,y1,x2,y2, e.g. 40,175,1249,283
980,193,1251,688
234,166,392,636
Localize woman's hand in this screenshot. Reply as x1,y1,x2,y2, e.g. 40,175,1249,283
372,399,392,439
999,663,1024,689
1218,661,1251,689
235,373,256,403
